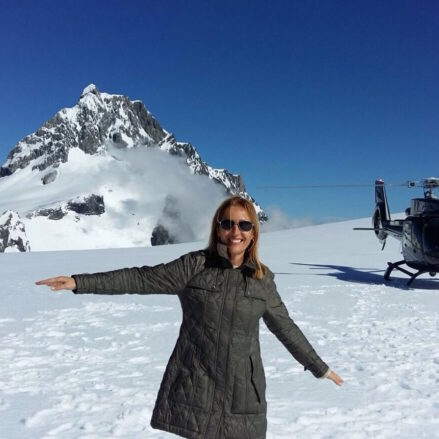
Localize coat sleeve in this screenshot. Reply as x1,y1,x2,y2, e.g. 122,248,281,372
262,274,329,378
72,251,204,295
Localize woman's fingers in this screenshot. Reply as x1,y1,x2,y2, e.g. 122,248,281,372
35,276,76,291
35,277,58,286
327,370,344,386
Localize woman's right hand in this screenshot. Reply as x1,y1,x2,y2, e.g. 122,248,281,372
35,276,77,291
327,370,344,386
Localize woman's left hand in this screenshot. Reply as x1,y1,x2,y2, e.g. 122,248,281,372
35,276,77,291
327,370,344,386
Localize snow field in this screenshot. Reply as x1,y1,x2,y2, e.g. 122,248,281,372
1,219,438,438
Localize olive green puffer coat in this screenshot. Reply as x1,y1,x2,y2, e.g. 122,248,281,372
72,250,329,438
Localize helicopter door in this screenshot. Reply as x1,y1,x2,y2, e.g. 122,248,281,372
423,218,439,264
402,221,415,262
403,219,425,267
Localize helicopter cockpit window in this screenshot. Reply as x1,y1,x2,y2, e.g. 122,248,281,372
423,218,439,252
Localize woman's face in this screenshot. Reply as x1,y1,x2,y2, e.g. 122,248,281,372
217,206,255,265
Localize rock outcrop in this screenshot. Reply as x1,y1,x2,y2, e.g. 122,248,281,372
0,211,31,252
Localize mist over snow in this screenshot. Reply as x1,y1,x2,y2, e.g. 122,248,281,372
260,204,361,233
107,146,226,243
260,206,314,232
0,146,226,251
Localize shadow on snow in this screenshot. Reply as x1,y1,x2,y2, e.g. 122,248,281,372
274,263,439,291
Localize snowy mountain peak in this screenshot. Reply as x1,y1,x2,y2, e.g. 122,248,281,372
0,85,265,251
80,83,100,98
0,86,262,212
0,85,168,177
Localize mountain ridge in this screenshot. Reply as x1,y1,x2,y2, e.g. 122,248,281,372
0,84,254,204
0,85,265,252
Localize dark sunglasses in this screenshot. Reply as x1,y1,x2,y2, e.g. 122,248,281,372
218,219,254,232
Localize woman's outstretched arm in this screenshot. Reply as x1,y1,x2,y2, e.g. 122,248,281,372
35,250,207,295
263,274,343,386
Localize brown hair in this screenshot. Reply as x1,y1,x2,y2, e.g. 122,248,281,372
207,196,267,279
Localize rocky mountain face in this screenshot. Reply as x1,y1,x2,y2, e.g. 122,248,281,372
0,211,30,252
26,195,105,221
0,85,164,177
1,84,255,202
0,84,265,252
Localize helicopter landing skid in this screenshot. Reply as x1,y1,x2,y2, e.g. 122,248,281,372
384,260,428,286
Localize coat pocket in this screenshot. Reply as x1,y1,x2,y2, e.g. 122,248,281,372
244,277,267,301
231,355,266,415
186,268,220,292
170,368,193,405
249,354,265,409
170,349,210,410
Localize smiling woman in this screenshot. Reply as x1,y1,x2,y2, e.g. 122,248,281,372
217,210,255,263
208,197,265,278
36,195,343,438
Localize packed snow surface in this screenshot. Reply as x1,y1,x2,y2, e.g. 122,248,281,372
1,218,438,438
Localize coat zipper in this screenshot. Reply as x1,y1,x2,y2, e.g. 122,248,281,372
222,269,240,417
203,268,229,437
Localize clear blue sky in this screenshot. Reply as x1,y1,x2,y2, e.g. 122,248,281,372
1,0,438,221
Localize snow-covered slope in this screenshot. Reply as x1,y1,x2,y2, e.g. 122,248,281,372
1,218,438,438
0,85,265,252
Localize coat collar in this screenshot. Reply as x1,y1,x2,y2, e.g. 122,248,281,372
210,243,256,276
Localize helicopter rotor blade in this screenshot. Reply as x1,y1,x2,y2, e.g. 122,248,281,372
257,180,420,190
257,184,373,189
